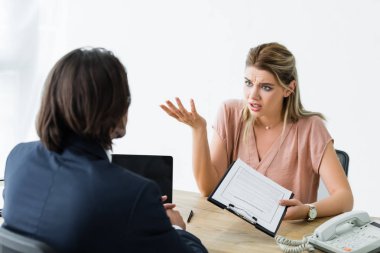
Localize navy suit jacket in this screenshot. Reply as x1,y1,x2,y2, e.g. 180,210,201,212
2,136,207,253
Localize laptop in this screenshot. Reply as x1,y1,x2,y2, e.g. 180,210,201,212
112,154,173,203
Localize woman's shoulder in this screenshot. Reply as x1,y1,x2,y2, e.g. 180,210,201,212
221,99,245,108
219,99,245,113
297,115,325,124
296,115,327,132
216,99,245,121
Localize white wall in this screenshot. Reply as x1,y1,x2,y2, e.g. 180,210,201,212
1,0,380,216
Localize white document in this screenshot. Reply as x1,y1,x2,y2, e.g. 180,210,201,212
208,158,293,236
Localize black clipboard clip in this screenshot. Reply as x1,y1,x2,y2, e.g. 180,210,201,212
227,203,257,225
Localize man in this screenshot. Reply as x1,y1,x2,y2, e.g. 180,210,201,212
2,47,207,253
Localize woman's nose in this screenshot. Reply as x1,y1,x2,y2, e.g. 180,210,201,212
248,84,260,100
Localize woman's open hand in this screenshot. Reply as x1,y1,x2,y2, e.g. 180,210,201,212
160,97,206,129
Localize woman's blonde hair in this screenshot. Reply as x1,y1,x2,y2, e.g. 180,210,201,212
243,42,324,138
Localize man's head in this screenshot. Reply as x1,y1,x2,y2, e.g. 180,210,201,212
37,47,131,152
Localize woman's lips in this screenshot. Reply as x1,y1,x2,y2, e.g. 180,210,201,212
249,102,262,112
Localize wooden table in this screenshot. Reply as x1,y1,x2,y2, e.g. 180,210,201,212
174,189,330,253
1,183,372,253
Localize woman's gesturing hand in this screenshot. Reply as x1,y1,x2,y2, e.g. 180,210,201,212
160,97,206,129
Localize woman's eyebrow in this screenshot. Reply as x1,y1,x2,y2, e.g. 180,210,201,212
245,77,274,86
260,82,275,86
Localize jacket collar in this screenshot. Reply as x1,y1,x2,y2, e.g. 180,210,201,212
64,134,109,161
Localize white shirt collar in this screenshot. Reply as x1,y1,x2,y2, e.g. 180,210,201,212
105,149,112,162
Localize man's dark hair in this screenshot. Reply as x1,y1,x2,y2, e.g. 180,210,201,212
37,47,131,152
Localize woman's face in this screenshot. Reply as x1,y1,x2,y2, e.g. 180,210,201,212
243,66,289,119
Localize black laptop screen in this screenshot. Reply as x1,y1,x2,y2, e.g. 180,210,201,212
112,154,173,203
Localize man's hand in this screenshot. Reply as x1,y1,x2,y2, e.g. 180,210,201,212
166,209,186,230
161,195,186,229
161,195,176,210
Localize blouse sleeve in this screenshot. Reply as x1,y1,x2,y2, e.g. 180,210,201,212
307,116,333,174
212,102,228,142
211,100,244,172
211,102,231,175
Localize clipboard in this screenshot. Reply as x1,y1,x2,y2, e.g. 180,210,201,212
207,158,294,237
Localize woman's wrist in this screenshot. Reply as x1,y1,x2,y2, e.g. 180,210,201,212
304,204,317,221
303,204,309,219
192,122,207,133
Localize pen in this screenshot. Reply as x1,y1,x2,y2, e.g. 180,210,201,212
187,210,194,223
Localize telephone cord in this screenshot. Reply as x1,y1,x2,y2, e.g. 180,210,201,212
275,234,315,253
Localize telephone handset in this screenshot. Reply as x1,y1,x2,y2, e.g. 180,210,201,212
309,210,380,253
276,210,380,253
312,210,370,241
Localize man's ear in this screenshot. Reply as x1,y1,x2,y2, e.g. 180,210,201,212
284,80,296,97
110,113,128,139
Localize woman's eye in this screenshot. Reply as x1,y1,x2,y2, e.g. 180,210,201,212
245,80,253,87
262,85,272,91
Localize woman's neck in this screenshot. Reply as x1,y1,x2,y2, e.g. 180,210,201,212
255,116,283,130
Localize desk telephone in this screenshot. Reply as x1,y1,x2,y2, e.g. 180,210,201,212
276,210,380,253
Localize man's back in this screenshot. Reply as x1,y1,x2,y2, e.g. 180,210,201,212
2,137,207,253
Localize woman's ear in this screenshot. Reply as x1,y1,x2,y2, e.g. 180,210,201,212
284,80,296,97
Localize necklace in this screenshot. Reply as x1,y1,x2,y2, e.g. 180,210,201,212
257,120,283,131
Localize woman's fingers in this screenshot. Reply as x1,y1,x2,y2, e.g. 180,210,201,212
160,104,178,119
175,98,195,121
160,100,182,118
279,199,299,206
175,97,189,115
161,98,193,122
165,100,179,112
279,198,309,220
160,98,205,128
167,100,187,117
190,99,197,115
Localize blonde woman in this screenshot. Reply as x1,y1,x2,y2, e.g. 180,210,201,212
161,42,353,221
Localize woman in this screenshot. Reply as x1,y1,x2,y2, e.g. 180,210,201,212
161,42,353,220
2,47,207,253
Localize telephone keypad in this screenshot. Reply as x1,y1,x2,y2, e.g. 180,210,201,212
325,225,380,252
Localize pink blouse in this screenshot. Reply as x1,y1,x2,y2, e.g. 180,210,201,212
211,99,332,203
